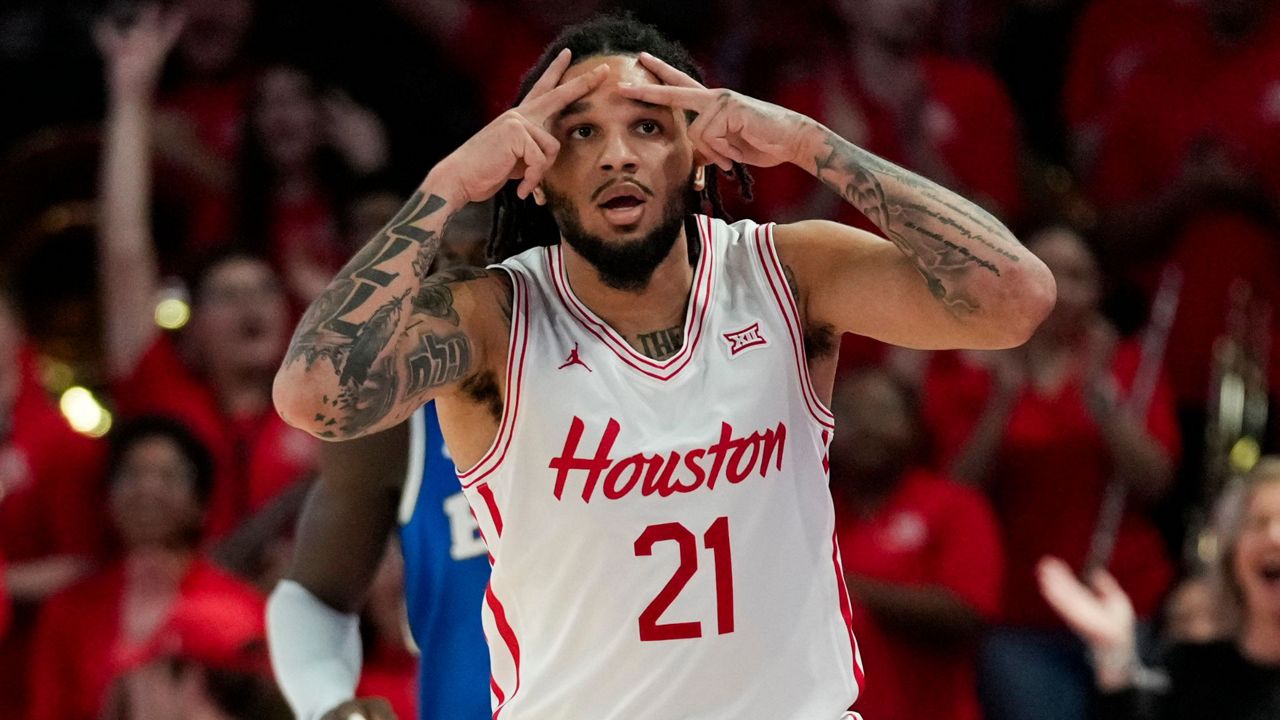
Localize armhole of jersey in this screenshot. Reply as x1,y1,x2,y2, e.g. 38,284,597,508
753,222,836,429
397,406,427,525
457,264,530,487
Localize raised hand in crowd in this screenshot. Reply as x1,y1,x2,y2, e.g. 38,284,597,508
1037,555,1139,691
94,3,186,379
95,4,186,100
322,91,390,177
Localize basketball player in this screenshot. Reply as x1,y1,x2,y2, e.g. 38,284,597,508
272,15,1055,719
267,405,491,720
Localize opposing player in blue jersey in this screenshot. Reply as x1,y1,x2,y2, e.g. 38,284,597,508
266,402,491,720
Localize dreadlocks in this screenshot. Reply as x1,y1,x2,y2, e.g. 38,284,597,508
486,14,755,263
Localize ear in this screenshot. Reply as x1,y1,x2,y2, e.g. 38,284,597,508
693,163,706,192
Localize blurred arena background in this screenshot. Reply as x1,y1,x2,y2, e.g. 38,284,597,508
0,0,1276,718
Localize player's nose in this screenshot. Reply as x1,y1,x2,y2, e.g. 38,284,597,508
598,130,639,173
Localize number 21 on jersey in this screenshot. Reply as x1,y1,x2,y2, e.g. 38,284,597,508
634,516,734,642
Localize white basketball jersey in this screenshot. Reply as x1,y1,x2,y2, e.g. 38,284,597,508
459,215,865,720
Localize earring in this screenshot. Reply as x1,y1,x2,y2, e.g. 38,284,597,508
532,187,546,206
694,178,706,191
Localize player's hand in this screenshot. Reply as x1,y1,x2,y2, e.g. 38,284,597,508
94,3,186,99
430,49,610,205
320,697,398,720
1037,555,1135,656
616,52,814,171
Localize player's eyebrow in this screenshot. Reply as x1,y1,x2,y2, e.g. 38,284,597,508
557,97,667,121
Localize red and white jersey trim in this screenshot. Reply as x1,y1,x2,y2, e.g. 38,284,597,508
457,267,531,488
753,223,836,429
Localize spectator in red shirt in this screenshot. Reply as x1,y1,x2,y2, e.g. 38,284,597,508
0,287,108,718
154,0,259,254
27,416,263,720
236,63,389,306
1086,0,1280,410
96,8,317,541
832,367,1003,720
754,0,1024,228
1062,0,1201,174
921,227,1179,720
101,584,287,720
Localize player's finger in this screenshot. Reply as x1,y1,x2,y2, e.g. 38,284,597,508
615,82,712,112
687,104,735,171
514,127,549,199
519,120,560,193
524,48,572,102
636,51,705,89
522,63,609,121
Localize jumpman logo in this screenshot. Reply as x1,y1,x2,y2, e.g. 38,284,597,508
558,343,592,372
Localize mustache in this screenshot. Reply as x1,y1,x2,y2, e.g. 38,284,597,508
589,177,656,203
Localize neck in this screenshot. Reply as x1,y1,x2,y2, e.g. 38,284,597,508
560,225,695,342
1240,611,1280,664
125,547,194,587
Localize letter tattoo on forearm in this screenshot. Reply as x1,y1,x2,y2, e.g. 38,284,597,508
284,190,481,435
812,131,1024,319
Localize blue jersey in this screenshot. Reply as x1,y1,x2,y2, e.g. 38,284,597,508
397,404,492,719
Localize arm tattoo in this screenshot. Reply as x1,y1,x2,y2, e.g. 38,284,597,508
635,326,684,361
812,130,1023,319
283,190,488,436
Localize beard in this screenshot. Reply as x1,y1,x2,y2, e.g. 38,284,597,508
544,178,695,292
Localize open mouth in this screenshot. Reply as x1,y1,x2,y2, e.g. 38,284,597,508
596,183,648,226
239,318,267,341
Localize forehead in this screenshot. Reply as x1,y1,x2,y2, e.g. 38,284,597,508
201,257,276,290
556,54,669,118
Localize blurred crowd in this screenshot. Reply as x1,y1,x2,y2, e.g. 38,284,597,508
0,0,1277,718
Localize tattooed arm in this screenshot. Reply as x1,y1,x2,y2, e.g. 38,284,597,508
620,53,1056,350
772,125,1054,349
274,51,609,440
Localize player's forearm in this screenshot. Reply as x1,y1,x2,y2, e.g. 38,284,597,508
274,174,466,438
99,90,161,377
795,125,1054,345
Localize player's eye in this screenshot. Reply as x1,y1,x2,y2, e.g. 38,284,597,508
570,126,594,139
636,120,661,135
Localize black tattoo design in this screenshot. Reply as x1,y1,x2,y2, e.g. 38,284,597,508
813,132,1024,318
410,267,490,326
407,333,472,394
636,326,684,361
281,190,492,436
